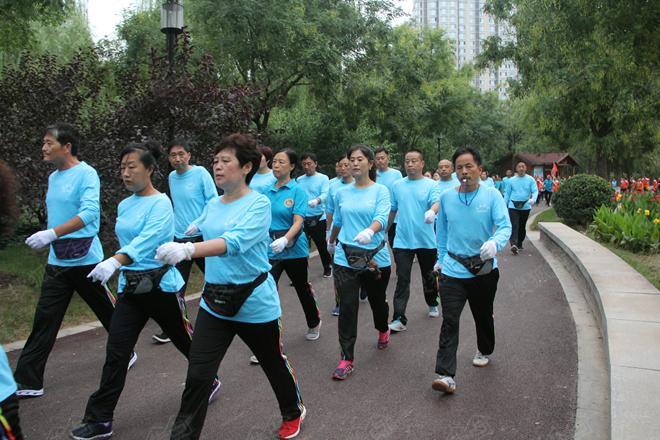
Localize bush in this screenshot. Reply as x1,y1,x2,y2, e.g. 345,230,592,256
552,174,613,226
0,160,19,248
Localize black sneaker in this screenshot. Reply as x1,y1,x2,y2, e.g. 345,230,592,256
152,332,171,344
70,421,112,440
128,351,138,370
359,287,368,301
323,267,332,278
510,245,518,255
208,377,222,404
15,383,44,398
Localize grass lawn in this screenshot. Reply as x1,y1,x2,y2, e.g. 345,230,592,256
0,245,204,345
530,207,561,230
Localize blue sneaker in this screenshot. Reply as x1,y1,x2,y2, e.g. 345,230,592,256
70,421,112,440
208,377,222,403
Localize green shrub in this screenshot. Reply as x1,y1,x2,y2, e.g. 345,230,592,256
589,205,660,254
553,174,612,225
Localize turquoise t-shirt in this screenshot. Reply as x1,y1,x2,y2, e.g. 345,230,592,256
296,172,330,219
376,168,403,223
437,177,460,195
504,174,539,210
333,183,391,268
250,170,277,195
436,186,512,279
115,193,184,293
266,180,309,260
0,345,17,402
326,177,354,215
391,177,440,249
197,191,281,324
480,177,495,188
46,161,103,267
169,166,217,239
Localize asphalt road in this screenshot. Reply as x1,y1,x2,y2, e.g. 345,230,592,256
8,225,577,440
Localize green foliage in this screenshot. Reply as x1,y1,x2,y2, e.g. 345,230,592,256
553,174,612,225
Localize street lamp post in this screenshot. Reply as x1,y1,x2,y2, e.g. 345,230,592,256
160,1,184,75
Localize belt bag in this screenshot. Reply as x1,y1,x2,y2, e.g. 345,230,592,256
123,266,170,295
202,272,268,317
174,236,204,244
270,229,300,248
341,240,386,271
304,215,323,228
52,237,94,260
512,200,527,209
448,252,493,276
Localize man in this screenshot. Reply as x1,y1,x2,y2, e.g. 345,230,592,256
153,139,217,344
544,174,554,205
297,152,332,277
479,170,495,188
431,147,511,394
504,161,538,254
16,123,135,398
502,169,513,192
436,159,460,195
375,147,403,247
388,149,441,332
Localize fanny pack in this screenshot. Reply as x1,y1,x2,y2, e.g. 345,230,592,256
448,252,493,276
304,215,323,228
512,200,527,209
174,236,204,244
270,229,300,248
122,266,170,295
341,240,386,271
202,272,268,317
52,237,94,260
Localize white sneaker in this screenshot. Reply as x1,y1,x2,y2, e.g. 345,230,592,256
472,351,489,367
305,321,321,341
432,375,456,394
388,319,407,332
128,351,138,370
250,353,288,364
428,306,440,318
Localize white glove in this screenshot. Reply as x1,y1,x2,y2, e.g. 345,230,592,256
327,241,336,254
184,223,199,236
87,257,122,285
480,240,497,261
433,262,442,272
25,229,58,249
424,209,436,224
307,198,320,208
353,228,374,245
270,237,288,253
156,242,195,265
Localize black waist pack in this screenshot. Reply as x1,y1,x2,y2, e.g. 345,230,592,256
341,240,386,271
52,237,94,260
270,229,300,248
174,236,204,244
303,215,323,228
512,200,527,209
448,252,493,276
123,266,170,295
202,272,268,317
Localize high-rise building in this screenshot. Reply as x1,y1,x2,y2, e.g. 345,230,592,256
412,0,518,98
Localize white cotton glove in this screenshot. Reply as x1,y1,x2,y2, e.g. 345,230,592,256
87,257,122,285
156,242,195,265
353,228,374,245
25,229,58,249
433,262,442,272
270,237,289,253
307,198,320,208
184,223,199,236
327,242,336,255
424,209,436,224
480,240,498,261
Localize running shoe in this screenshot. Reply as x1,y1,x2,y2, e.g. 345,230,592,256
278,405,306,439
472,351,490,367
431,375,456,394
388,319,407,332
70,421,112,440
305,321,321,341
510,245,519,255
323,267,332,278
428,306,440,318
377,329,390,349
331,305,340,316
152,332,171,344
208,377,222,403
332,360,354,380
128,351,138,370
250,353,287,365
15,384,44,398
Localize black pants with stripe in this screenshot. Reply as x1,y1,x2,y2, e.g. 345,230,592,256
0,394,23,440
171,310,303,440
270,258,320,328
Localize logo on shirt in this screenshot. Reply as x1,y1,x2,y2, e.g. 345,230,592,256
476,203,489,213
284,198,294,208
186,183,195,190
62,184,74,193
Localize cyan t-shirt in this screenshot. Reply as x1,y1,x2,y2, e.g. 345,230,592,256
46,161,103,267
504,174,539,210
326,178,354,215
480,177,495,188
376,168,403,223
266,180,309,260
197,191,281,324
391,177,440,249
296,172,330,219
436,177,460,195
249,170,277,195
0,345,17,402
115,193,184,293
169,166,217,239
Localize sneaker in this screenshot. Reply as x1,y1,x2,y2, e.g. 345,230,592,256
250,354,287,365
278,405,306,439
70,421,113,440
15,384,44,399
388,319,407,332
208,377,222,404
152,332,171,344
331,305,340,316
323,267,332,278
332,360,354,380
377,329,390,349
128,351,138,370
510,245,519,255
305,321,321,341
359,288,368,302
428,306,440,318
431,375,456,394
472,351,490,367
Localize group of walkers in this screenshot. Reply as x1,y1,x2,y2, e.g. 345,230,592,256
614,176,659,194
1,122,557,440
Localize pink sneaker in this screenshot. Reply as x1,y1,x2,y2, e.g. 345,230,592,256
332,360,354,380
377,329,390,349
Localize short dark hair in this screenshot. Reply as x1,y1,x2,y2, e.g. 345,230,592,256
374,147,388,155
168,138,192,153
214,133,261,185
301,152,317,163
405,148,424,160
336,153,348,162
347,144,377,181
120,140,163,173
44,123,80,156
258,145,274,168
274,148,298,177
451,147,482,167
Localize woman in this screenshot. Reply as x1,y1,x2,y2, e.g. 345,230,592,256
249,145,277,194
156,134,305,440
327,144,392,381
70,142,220,440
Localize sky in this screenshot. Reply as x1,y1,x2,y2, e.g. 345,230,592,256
87,0,415,42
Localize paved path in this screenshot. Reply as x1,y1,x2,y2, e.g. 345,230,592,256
8,210,578,439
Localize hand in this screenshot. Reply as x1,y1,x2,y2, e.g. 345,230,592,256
25,229,58,249
270,237,288,253
424,209,436,224
480,240,497,261
327,242,336,254
433,262,442,273
156,242,195,265
87,257,121,285
353,228,374,245
184,223,199,236
307,198,320,208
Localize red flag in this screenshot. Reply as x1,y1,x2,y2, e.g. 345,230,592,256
551,162,558,178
